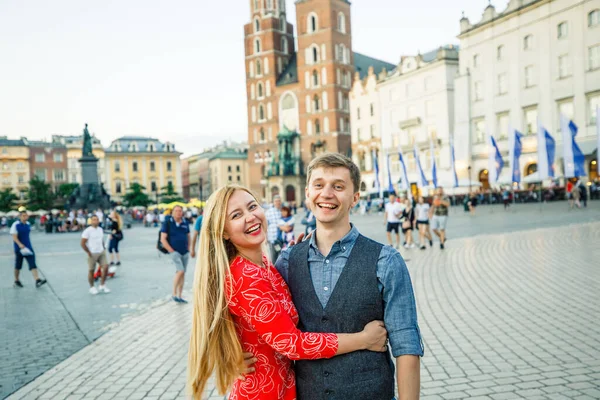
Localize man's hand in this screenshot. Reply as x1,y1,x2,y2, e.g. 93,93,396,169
238,352,257,381
190,249,196,258
360,320,388,352
287,231,311,247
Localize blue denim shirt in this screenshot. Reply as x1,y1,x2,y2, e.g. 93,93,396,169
275,225,424,358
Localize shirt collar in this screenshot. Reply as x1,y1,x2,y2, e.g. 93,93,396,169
309,224,360,251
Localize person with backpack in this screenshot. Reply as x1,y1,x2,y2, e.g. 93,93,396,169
159,205,191,303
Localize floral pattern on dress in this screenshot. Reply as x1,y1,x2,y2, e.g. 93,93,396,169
227,255,338,400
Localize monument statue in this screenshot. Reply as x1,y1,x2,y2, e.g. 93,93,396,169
82,123,94,157
68,123,111,211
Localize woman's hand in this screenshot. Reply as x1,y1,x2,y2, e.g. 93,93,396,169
238,352,257,381
360,320,388,352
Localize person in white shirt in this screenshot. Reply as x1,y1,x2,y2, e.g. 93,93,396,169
81,215,110,295
95,209,104,227
383,194,403,249
415,196,433,250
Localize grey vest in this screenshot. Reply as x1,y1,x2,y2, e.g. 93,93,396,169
288,235,395,400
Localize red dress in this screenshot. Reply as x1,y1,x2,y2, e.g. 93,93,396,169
227,255,338,400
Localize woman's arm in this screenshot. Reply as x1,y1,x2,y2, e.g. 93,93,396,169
228,265,387,360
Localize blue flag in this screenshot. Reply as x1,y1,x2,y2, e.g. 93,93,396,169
489,136,504,183
545,129,556,178
537,120,556,179
450,138,459,188
372,149,382,198
398,150,410,194
429,139,438,188
386,154,394,193
569,121,586,177
413,145,428,188
511,130,524,183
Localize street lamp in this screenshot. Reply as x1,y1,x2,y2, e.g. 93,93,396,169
199,177,203,202
468,165,472,194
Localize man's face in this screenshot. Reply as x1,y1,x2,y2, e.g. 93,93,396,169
90,216,99,227
172,206,183,220
273,197,282,209
305,167,359,226
20,213,28,223
389,195,396,204
436,188,444,196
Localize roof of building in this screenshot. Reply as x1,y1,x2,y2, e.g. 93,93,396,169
276,54,299,87
28,140,67,148
459,0,544,36
209,149,248,161
105,137,179,153
353,52,395,80
0,137,26,146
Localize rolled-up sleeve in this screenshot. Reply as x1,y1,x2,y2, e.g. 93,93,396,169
378,247,424,357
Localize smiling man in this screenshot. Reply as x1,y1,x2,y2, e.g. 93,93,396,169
276,153,423,400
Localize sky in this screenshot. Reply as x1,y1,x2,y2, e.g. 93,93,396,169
0,0,507,156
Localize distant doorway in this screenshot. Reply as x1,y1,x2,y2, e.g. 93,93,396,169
285,185,296,203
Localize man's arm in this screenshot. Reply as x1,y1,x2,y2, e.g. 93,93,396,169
12,234,25,249
440,197,450,207
273,247,291,282
190,231,199,257
397,355,420,399
160,232,175,253
378,247,423,399
80,238,92,257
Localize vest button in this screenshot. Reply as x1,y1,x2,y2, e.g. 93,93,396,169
325,389,333,395
321,317,328,322
324,371,330,377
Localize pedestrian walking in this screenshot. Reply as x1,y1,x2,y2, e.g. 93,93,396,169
190,212,203,258
81,215,110,295
570,183,581,209
415,196,433,250
431,187,450,249
502,188,511,210
160,205,191,303
265,194,283,261
11,211,47,288
383,193,402,249
578,180,588,208
277,206,295,249
401,197,416,249
107,210,123,266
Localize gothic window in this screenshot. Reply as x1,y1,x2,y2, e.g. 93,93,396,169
280,16,286,31
258,82,264,97
313,47,319,63
315,119,321,135
590,10,600,27
259,105,265,120
254,0,259,11
256,59,262,75
308,13,318,33
167,161,172,172
266,0,272,9
313,95,320,111
260,129,265,142
337,13,346,33
255,38,261,53
282,93,295,109
254,18,260,32
312,70,319,87
281,37,288,53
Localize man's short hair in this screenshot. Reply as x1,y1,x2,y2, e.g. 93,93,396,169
91,215,99,219
272,195,281,201
306,153,361,193
172,205,183,212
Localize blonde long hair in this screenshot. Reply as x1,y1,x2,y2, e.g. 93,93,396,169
111,211,122,230
187,185,255,399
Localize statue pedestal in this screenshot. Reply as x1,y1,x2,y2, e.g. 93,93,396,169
80,156,100,185
68,156,111,211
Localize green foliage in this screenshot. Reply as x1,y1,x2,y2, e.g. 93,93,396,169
56,183,79,199
0,188,18,211
160,182,184,203
123,182,151,207
26,176,54,210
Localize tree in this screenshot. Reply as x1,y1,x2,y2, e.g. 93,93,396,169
27,176,54,210
56,183,79,199
0,188,18,211
123,183,151,207
160,182,185,204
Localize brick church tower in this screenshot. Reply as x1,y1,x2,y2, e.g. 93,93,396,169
244,0,388,204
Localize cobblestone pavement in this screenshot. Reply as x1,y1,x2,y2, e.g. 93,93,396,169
4,202,599,400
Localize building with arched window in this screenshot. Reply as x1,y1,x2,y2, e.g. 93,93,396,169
244,0,395,202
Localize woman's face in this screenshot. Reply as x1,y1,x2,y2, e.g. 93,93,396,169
281,209,290,217
224,190,266,252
